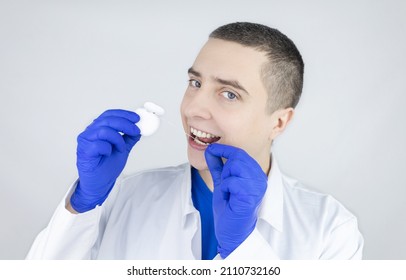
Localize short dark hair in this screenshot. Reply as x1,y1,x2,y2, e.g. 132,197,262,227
210,22,304,113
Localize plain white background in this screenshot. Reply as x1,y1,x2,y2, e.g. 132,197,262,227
0,0,405,259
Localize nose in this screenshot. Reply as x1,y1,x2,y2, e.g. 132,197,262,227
182,89,213,120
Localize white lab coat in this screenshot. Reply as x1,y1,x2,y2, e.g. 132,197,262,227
26,159,363,259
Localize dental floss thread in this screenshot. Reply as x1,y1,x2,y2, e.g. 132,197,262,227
159,115,194,139
135,101,193,138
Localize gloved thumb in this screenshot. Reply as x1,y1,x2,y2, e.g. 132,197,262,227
204,145,224,187
123,134,141,152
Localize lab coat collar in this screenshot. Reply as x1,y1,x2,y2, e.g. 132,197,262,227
258,156,284,233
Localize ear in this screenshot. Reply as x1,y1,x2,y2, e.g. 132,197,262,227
269,108,294,141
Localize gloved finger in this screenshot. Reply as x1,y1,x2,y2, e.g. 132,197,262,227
123,134,141,152
97,109,140,124
204,146,224,187
205,148,229,204
221,160,267,203
207,143,266,179
212,180,230,202
221,177,265,209
77,138,113,157
205,143,247,161
222,158,266,179
79,126,126,153
89,116,141,137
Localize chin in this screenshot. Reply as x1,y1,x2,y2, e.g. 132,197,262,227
187,148,208,171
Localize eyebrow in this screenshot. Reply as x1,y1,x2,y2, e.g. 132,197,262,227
188,67,250,96
188,67,201,77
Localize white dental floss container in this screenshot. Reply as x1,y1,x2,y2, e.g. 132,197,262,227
135,102,165,136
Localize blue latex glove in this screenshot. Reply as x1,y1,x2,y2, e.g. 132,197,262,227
204,143,268,258
70,109,141,213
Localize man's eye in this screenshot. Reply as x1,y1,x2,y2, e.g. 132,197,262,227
188,79,201,88
221,91,238,100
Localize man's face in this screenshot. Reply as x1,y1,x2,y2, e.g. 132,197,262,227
180,38,275,172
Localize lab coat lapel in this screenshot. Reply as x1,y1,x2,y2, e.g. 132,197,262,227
180,164,201,259
258,156,284,232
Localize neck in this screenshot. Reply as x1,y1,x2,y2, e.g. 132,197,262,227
198,169,214,192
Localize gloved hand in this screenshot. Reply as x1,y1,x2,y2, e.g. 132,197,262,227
204,143,268,258
70,109,141,213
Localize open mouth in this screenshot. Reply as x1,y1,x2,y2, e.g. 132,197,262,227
190,127,221,146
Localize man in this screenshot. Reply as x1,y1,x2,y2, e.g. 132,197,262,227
27,22,363,259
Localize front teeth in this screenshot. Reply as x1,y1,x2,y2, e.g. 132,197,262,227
190,127,218,138
194,138,209,146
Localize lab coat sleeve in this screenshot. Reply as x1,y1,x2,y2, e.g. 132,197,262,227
319,216,364,260
26,181,105,259
214,228,280,260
